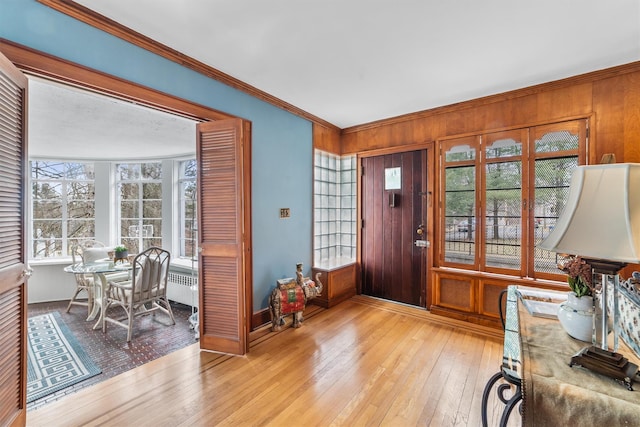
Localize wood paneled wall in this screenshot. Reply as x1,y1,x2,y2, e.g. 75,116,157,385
313,123,342,154
341,61,640,164
334,60,640,327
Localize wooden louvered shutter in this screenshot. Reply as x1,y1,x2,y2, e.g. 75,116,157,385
0,51,28,426
197,119,252,355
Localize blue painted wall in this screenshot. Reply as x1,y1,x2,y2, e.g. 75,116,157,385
1,0,313,313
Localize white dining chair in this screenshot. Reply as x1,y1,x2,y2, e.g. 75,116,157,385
102,247,175,341
67,240,109,315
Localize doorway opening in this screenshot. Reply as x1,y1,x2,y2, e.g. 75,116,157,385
26,75,200,409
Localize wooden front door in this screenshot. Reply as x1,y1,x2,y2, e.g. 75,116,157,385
0,51,29,426
361,150,428,307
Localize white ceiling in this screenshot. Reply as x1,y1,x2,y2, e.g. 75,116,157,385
28,77,197,160
72,0,640,129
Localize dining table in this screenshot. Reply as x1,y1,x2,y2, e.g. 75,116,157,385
64,260,131,329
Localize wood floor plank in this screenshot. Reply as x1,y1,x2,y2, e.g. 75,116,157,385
27,297,509,427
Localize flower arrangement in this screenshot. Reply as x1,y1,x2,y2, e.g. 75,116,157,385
558,255,593,297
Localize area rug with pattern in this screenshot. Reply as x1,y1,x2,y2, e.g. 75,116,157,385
27,311,101,403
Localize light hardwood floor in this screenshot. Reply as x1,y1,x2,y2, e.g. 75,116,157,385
27,296,520,426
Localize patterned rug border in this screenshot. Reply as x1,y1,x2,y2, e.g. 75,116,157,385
27,311,101,403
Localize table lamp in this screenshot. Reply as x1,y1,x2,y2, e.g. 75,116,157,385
537,163,640,389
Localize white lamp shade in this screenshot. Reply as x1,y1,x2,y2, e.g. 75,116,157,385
538,163,640,264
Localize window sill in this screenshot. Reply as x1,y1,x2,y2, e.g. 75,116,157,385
314,257,355,271
170,258,198,272
29,257,73,267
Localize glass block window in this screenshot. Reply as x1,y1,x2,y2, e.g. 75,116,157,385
179,159,198,259
31,161,96,258
314,150,356,266
116,162,162,254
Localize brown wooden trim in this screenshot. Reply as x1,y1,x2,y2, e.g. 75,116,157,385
435,114,593,144
251,308,271,330
429,305,502,330
343,61,640,134
36,0,340,131
432,266,567,292
356,141,433,158
0,38,233,123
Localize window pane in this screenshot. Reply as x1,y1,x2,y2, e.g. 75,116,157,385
66,163,95,180
485,161,522,270
67,219,95,239
533,156,578,273
535,130,579,153
32,161,64,179
143,182,162,198
120,183,139,200
118,163,140,180
68,200,95,218
142,162,162,179
142,200,162,218
33,200,62,219
120,201,139,218
67,182,95,200
445,144,475,162
485,138,522,159
32,182,62,200
444,165,475,264
183,159,197,178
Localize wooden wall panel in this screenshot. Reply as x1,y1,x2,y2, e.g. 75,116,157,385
313,123,341,154
623,73,640,162
435,274,474,312
536,83,592,120
593,73,640,163
480,281,507,320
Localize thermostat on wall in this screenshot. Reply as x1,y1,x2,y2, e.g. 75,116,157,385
280,208,291,218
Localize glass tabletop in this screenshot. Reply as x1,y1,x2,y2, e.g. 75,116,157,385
64,260,131,274
502,285,522,381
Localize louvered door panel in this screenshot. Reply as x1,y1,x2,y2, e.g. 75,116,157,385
197,119,251,355
0,50,28,427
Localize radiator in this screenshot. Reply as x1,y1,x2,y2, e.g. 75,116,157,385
167,271,198,308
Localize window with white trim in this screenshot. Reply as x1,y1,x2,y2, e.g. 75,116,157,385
178,159,197,259
116,162,162,254
30,161,96,258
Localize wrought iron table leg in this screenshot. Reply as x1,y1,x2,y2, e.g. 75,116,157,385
481,369,522,427
498,383,522,427
481,371,504,427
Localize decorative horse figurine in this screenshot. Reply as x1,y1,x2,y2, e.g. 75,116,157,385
269,263,323,331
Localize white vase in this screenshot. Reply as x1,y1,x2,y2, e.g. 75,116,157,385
558,292,593,342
